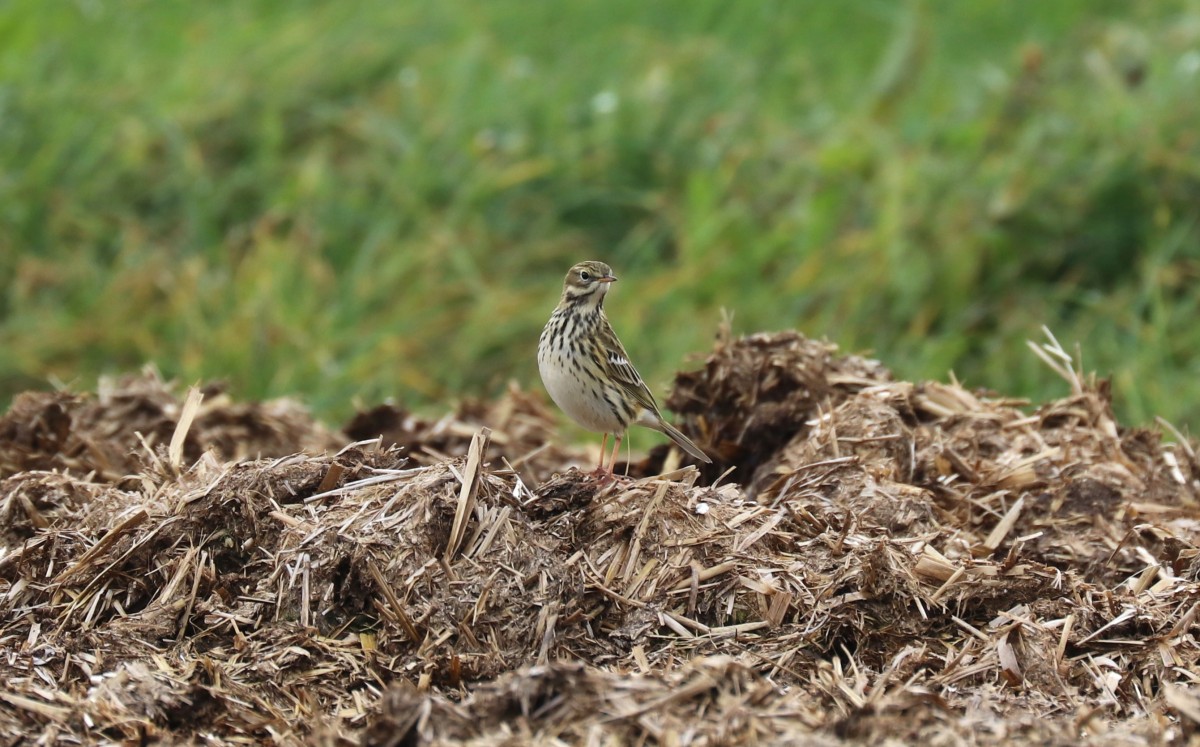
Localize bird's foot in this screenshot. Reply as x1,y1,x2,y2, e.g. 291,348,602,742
588,466,614,483
588,466,634,485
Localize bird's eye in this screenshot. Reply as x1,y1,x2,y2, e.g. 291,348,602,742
579,271,591,282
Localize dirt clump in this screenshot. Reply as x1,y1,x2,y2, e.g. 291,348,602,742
1,331,1198,745
0,369,338,483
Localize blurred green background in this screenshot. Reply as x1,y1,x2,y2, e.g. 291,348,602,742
2,0,1199,436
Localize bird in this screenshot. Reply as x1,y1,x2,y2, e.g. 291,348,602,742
538,260,712,476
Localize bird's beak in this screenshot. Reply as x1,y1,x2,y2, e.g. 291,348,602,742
599,275,617,283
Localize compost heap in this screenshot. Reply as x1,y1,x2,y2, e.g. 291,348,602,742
2,329,1199,746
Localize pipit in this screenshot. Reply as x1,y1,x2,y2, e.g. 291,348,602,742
538,260,712,476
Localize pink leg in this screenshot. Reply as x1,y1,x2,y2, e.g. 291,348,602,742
608,433,623,476
597,433,609,472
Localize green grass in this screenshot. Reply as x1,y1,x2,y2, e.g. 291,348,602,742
2,0,1199,439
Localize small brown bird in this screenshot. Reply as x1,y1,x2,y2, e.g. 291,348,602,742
538,261,711,475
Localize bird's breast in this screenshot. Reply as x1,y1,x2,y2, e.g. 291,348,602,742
538,310,627,433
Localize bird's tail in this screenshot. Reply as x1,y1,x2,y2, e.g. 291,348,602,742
642,415,713,463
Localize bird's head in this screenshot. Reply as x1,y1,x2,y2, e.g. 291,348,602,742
560,261,617,306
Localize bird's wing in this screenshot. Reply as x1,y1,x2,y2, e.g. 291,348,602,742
608,349,660,413
599,317,662,415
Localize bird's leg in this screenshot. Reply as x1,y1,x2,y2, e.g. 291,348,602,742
589,433,625,483
608,433,623,477
591,433,610,477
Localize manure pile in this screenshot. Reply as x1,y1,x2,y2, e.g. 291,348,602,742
2,330,1199,745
